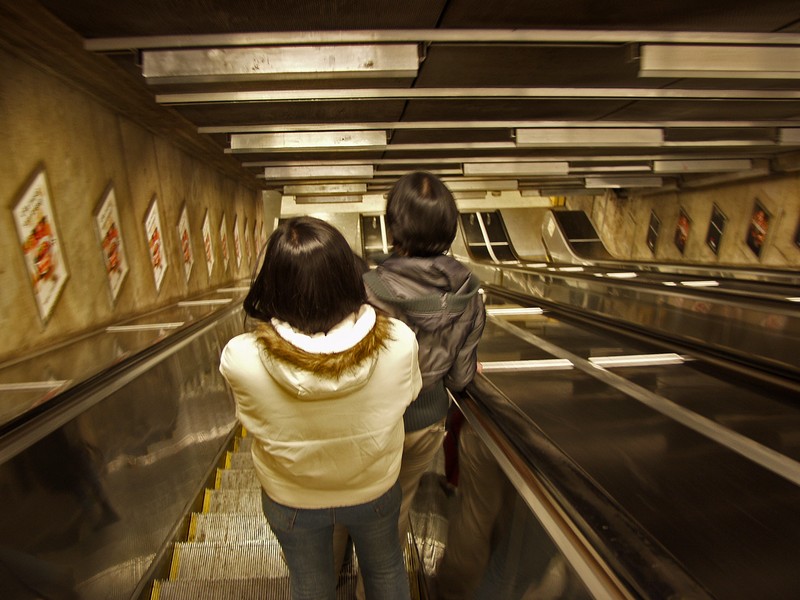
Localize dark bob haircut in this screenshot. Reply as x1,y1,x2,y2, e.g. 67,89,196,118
243,216,367,334
386,171,458,257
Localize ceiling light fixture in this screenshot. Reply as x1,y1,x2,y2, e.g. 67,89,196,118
443,179,519,191
653,159,753,173
585,176,664,188
231,131,387,152
142,44,420,83
464,162,569,176
517,128,663,147
263,165,373,179
283,183,367,195
639,44,800,79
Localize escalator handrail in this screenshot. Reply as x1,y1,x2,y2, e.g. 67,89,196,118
454,377,714,600
0,300,244,465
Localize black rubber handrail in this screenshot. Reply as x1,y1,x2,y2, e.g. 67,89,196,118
454,378,714,600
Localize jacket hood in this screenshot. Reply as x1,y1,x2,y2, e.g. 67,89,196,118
365,255,481,332
254,305,393,399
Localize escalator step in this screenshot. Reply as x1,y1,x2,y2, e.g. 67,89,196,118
169,541,288,579
227,452,253,469
215,468,260,490
203,489,261,514
152,576,356,600
189,513,273,544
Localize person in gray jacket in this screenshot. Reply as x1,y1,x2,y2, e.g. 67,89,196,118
363,171,487,562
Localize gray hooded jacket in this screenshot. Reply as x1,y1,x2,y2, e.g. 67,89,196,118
364,254,486,431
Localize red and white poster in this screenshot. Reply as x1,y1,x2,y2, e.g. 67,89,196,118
144,196,168,292
219,214,229,273
178,205,193,282
13,169,69,323
94,185,129,302
202,210,214,277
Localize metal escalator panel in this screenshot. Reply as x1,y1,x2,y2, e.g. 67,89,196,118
472,302,800,600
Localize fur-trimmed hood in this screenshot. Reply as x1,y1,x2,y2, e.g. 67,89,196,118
253,305,394,399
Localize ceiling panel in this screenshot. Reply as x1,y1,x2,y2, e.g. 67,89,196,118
20,0,800,195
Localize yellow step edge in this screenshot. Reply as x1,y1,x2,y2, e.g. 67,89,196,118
224,451,232,469
150,579,161,600
214,468,222,490
187,513,198,542
202,489,212,513
168,544,181,580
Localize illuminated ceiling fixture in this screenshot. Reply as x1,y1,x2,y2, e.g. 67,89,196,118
230,131,387,153
516,128,663,147
284,183,367,195
263,165,374,179
589,353,685,367
639,44,800,79
653,159,752,173
779,129,800,145
142,44,420,83
442,179,519,191
463,162,569,176
585,176,663,188
293,195,363,204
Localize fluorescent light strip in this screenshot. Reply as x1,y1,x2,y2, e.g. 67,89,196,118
107,323,185,332
264,165,373,179
0,381,70,391
606,272,638,279
517,127,663,147
218,287,250,292
443,179,519,191
231,131,387,151
464,162,569,176
588,353,685,368
480,359,574,372
559,267,585,272
487,307,544,316
653,159,753,173
585,176,664,188
640,44,800,79
178,299,233,306
787,297,800,303
680,280,720,287
284,183,367,195
142,44,420,83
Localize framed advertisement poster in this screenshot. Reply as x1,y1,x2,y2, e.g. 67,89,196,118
202,210,214,277
745,200,770,258
177,204,193,282
144,196,168,292
94,185,129,302
674,208,691,255
12,168,69,323
233,214,242,268
219,214,229,273
705,204,726,256
646,210,660,254
244,218,252,266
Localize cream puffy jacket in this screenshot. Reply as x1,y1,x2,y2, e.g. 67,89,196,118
219,304,422,509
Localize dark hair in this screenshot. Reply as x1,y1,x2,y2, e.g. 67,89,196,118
386,171,458,256
243,217,367,333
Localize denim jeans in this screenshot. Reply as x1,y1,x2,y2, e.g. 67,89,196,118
261,482,410,600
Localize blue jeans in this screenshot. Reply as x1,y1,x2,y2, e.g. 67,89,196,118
261,482,410,600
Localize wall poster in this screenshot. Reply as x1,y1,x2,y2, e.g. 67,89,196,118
705,204,726,256
178,204,193,283
144,196,168,292
646,210,660,254
94,185,129,302
673,208,691,255
233,214,242,268
219,214,230,273
745,200,770,258
202,210,214,277
13,168,69,323
244,217,253,265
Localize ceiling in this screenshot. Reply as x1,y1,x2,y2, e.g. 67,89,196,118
32,0,800,201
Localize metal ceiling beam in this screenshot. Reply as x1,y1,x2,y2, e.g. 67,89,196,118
230,131,387,151
157,87,800,104
283,183,367,195
228,141,516,154
84,29,800,52
516,128,664,147
199,120,799,134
